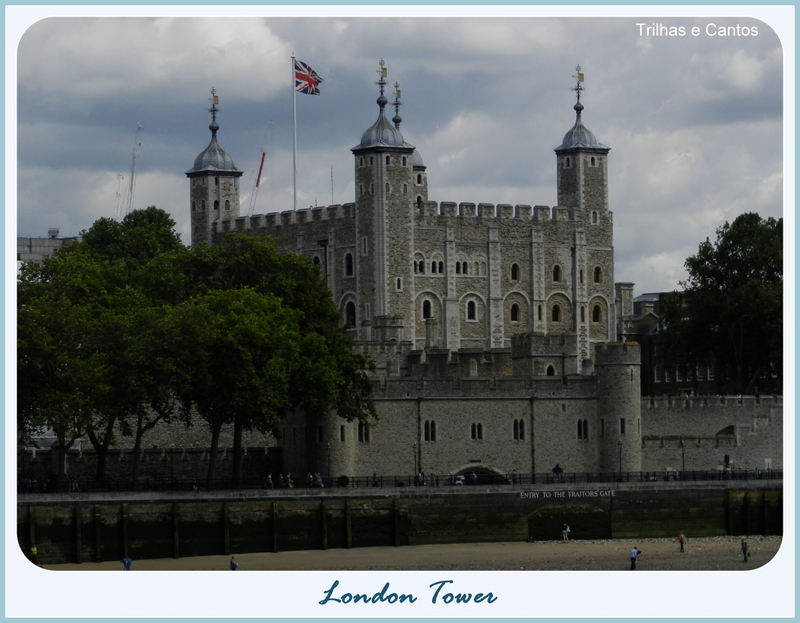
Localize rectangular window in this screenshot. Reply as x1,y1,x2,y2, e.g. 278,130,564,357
708,366,715,380
362,237,368,255
340,425,345,442
365,303,371,320
654,366,661,383
665,369,673,383
620,418,626,435
675,369,683,382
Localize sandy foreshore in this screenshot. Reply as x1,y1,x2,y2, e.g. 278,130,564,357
44,535,781,572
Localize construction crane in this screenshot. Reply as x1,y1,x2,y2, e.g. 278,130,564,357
247,121,274,216
119,122,144,218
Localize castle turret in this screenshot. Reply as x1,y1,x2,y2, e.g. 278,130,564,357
187,88,243,246
351,60,416,329
596,342,642,473
554,66,611,214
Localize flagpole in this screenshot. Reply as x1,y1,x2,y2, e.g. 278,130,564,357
292,54,297,211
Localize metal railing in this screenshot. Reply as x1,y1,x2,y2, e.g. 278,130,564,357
17,468,782,494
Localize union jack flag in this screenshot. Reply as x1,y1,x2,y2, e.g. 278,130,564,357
294,58,323,95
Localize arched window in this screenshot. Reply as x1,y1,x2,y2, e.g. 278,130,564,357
511,263,519,280
425,420,436,441
565,156,571,168
462,262,468,275
456,263,461,275
422,300,432,319
417,174,422,184
312,256,320,266
385,156,390,165
513,420,519,440
591,156,596,166
593,305,601,323
438,261,444,273
386,182,390,193
345,302,356,328
552,304,561,322
471,423,483,440
358,422,370,442
594,267,602,283
553,265,561,282
467,300,476,321
417,196,423,212
201,200,206,210
538,305,543,321
396,278,402,291
345,253,354,276
402,156,407,166
431,261,437,274
580,307,585,322
403,184,408,194
215,176,219,187
546,365,556,376
592,211,598,224
519,419,525,440
511,304,519,322
214,200,220,210
360,157,364,166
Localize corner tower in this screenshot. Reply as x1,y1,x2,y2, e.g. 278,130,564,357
351,61,416,326
186,89,243,246
554,66,611,213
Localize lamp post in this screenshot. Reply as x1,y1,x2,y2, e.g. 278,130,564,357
413,443,418,485
617,439,622,479
326,442,331,488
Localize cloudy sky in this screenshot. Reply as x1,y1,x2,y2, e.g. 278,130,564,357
12,9,787,295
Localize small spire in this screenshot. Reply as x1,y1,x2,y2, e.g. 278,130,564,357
375,59,388,108
207,87,220,133
571,65,585,114
392,81,403,129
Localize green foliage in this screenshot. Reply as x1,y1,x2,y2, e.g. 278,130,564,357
18,209,376,487
659,213,782,394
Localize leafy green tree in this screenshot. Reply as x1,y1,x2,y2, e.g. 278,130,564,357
18,208,187,486
660,213,782,394
167,288,303,487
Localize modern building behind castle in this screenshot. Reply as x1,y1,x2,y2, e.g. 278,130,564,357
180,62,781,481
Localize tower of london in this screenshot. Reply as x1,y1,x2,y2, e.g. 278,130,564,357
184,63,780,481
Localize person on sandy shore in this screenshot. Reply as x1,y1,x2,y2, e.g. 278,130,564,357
230,556,239,570
562,524,570,541
678,533,686,552
630,547,640,570
741,539,749,563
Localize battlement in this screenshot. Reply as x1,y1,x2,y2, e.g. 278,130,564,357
643,395,781,410
416,200,584,222
595,341,640,365
213,203,356,235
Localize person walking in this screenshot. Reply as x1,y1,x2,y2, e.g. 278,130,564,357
678,533,686,552
630,547,640,570
121,557,133,570
741,539,749,563
562,524,570,541
230,556,239,570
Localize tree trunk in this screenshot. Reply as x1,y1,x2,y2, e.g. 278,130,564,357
206,422,222,489
86,416,117,486
232,419,243,488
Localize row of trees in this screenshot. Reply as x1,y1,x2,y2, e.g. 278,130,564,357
18,208,376,489
659,212,783,395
